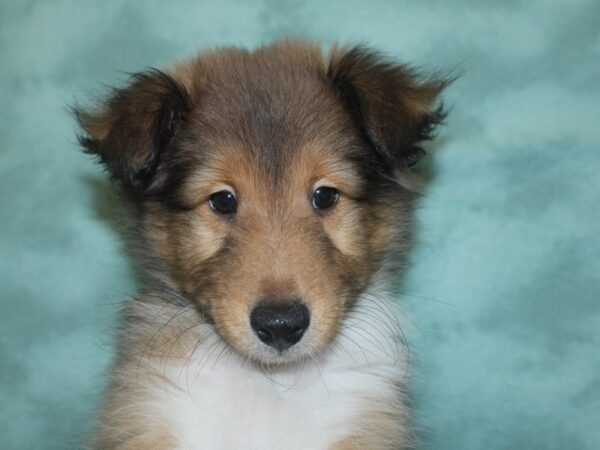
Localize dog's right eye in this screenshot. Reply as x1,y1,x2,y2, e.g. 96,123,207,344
311,187,339,211
209,191,237,215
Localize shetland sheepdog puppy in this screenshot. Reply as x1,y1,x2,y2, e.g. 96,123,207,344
75,40,448,450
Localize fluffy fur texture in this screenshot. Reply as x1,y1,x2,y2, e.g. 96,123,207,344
75,40,448,449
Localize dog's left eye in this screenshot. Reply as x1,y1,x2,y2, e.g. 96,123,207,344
311,187,339,211
209,191,237,215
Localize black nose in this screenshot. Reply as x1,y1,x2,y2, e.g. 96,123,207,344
250,301,310,351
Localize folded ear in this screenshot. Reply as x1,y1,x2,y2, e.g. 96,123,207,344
75,69,191,191
327,46,449,168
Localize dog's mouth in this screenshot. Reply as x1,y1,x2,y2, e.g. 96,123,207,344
248,335,315,366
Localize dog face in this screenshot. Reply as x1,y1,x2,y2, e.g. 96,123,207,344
76,42,446,364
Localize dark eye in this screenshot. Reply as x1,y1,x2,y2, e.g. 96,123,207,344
311,187,339,211
209,191,237,215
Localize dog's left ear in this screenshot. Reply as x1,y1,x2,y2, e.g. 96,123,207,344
74,69,191,192
328,46,449,168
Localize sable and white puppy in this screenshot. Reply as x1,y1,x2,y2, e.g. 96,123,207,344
76,40,447,450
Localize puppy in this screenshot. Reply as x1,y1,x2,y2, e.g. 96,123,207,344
76,40,447,450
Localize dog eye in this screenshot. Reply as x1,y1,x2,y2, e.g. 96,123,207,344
209,191,237,215
311,187,339,211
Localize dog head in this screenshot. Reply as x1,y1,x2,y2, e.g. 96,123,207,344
76,41,447,364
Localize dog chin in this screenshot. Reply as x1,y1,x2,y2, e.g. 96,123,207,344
237,336,316,367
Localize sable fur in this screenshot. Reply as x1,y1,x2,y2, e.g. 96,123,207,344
76,40,448,450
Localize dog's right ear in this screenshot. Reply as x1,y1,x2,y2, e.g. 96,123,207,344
74,69,191,192
327,45,449,169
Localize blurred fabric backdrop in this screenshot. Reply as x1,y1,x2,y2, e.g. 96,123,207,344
1,1,599,449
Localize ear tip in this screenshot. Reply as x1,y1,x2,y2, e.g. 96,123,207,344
403,146,427,168
426,70,458,98
418,106,448,141
327,44,392,78
77,134,98,154
433,102,450,122
73,105,101,153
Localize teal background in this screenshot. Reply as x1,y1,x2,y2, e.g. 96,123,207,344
1,1,599,448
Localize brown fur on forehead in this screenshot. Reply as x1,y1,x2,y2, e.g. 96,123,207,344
171,42,361,176
175,41,328,121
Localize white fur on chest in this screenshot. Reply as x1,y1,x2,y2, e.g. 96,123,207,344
142,295,406,450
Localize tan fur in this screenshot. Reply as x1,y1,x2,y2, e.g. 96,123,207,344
332,409,410,450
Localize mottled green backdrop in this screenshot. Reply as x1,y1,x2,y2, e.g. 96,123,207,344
1,1,599,449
